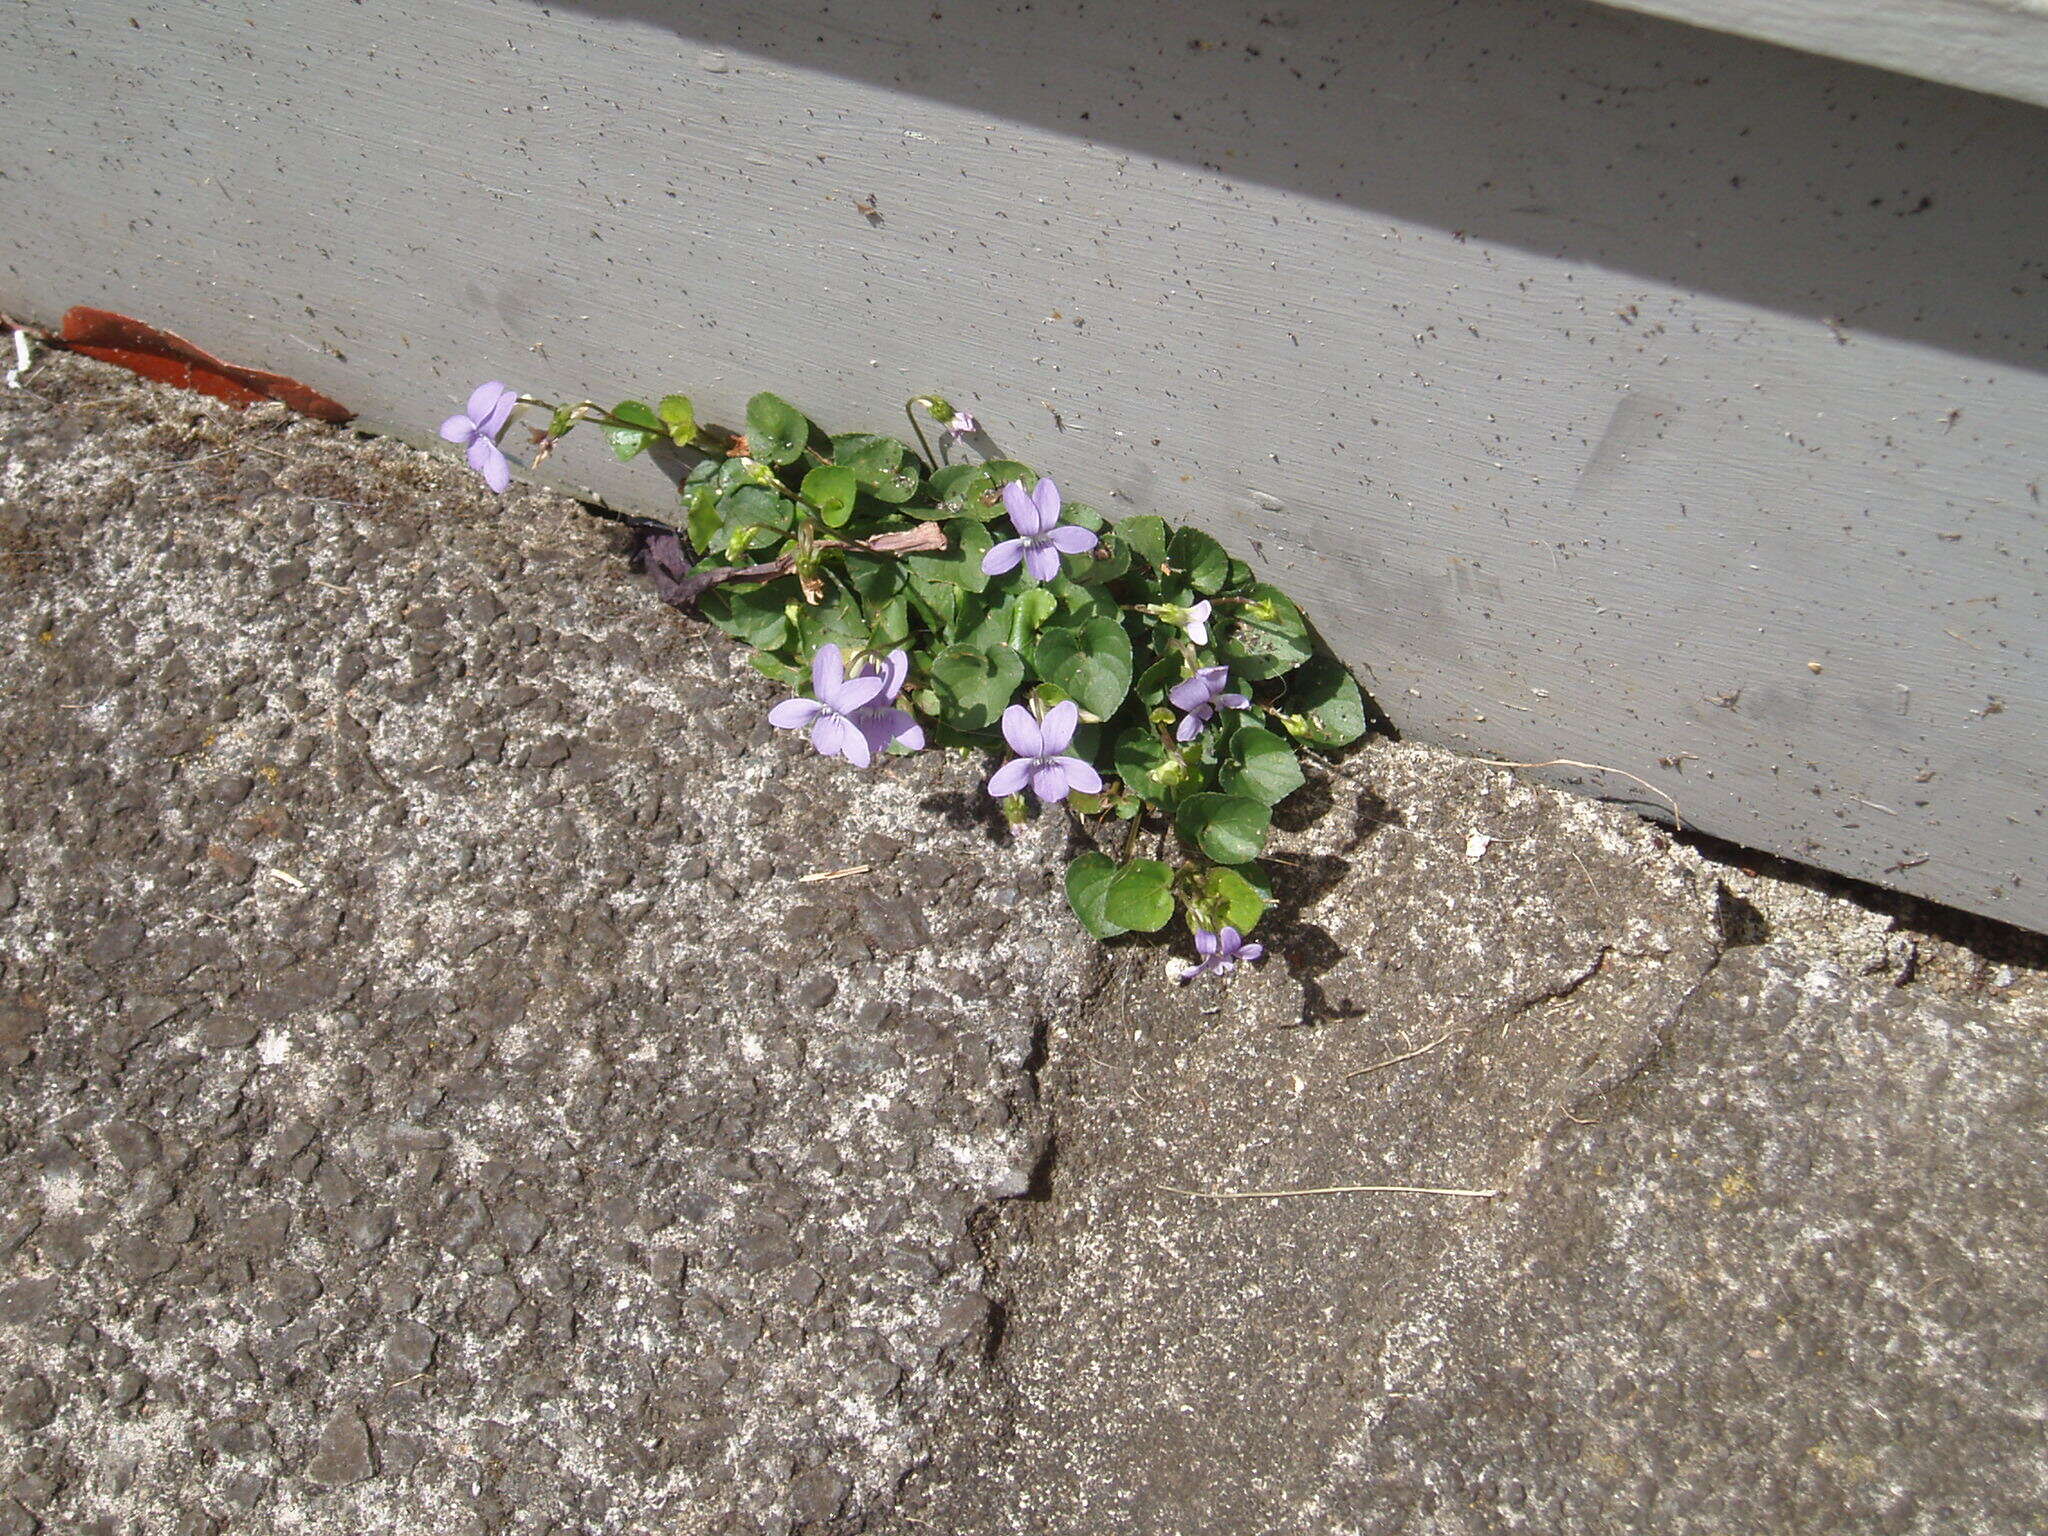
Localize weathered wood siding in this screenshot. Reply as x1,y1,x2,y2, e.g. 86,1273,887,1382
2,0,2043,929
1600,0,2048,110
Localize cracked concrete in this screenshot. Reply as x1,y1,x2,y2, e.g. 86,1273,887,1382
2,355,2044,1535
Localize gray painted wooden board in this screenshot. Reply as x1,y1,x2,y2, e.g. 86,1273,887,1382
3,0,2044,929
1597,0,2048,111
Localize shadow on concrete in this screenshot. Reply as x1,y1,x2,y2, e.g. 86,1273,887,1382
544,0,2048,372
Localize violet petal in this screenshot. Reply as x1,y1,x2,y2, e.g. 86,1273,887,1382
475,383,518,437
1039,700,1081,754
1001,479,1047,537
811,643,845,699
1030,760,1071,802
1000,705,1045,759
1056,755,1103,795
469,438,510,493
981,538,1028,576
1031,476,1062,526
822,673,887,715
465,380,508,424
987,756,1033,798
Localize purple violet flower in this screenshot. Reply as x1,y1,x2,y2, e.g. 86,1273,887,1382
1180,926,1264,981
1169,666,1252,742
987,700,1103,804
944,410,978,439
848,649,926,757
768,643,892,768
439,381,520,493
1182,600,1212,646
981,478,1098,583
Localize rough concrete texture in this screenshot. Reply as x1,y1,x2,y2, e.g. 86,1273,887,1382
1,355,2043,1535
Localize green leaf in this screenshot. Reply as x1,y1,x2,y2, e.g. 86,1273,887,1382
1174,793,1271,865
657,394,697,445
1070,532,1132,587
1102,859,1176,932
687,497,722,554
1114,516,1170,571
792,585,874,654
604,399,662,462
746,649,804,687
683,459,724,551
1133,653,1183,707
746,392,810,465
919,460,1034,521
1034,616,1134,720
1052,577,1120,626
922,464,998,521
1168,526,1230,594
801,464,859,528
1220,725,1307,806
1062,500,1107,531
698,576,797,651
929,643,1026,733
1113,730,1174,805
1281,657,1369,747
1064,852,1129,939
1220,583,1313,681
906,520,993,595
961,586,1060,659
869,592,912,646
830,433,921,502
718,484,795,544
838,552,906,606
1189,865,1270,935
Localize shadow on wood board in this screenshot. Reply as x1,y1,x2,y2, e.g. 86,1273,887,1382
553,0,2047,373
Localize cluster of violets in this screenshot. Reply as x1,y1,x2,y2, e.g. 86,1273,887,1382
762,479,1242,799
440,380,1268,981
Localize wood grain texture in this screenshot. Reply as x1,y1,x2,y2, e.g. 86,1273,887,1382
1,0,2042,928
1594,0,2048,111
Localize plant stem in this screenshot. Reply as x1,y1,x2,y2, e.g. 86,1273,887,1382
905,400,937,466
